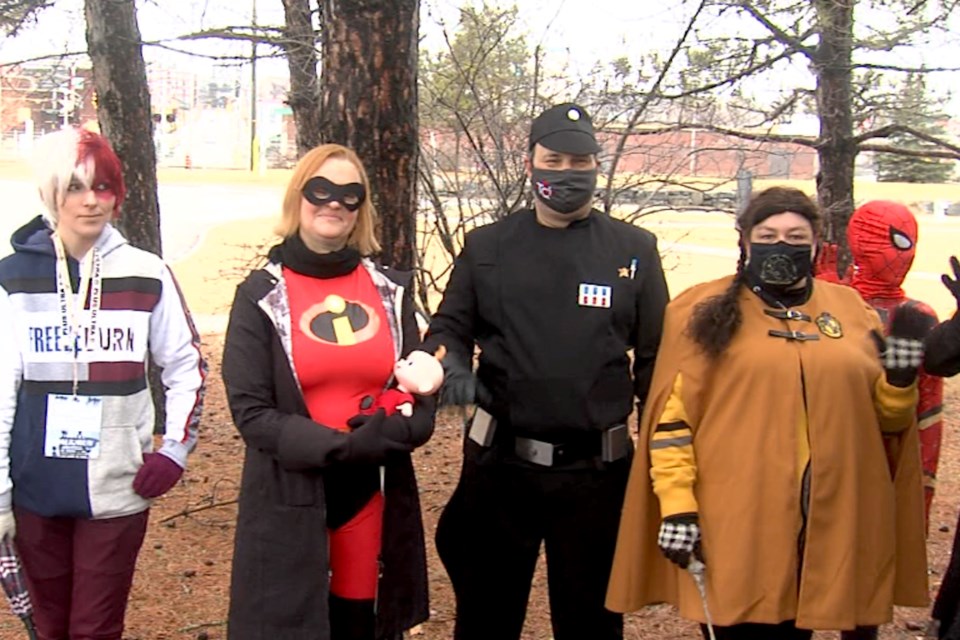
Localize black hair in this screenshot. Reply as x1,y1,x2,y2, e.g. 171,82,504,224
687,187,821,358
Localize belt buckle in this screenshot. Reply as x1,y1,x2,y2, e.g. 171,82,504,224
601,424,629,462
468,407,497,447
514,437,555,466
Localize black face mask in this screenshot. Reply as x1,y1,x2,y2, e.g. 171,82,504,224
746,241,813,292
530,168,597,214
302,176,366,211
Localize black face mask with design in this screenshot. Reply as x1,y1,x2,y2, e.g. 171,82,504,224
530,168,597,214
746,241,813,295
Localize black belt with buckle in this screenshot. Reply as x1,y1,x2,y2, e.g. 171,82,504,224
514,425,630,466
468,408,631,467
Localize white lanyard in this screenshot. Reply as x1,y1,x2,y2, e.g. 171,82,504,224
53,234,103,395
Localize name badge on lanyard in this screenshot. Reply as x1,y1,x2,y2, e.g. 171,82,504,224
44,394,103,459
45,234,104,461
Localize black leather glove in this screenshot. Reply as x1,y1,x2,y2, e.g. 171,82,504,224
440,356,480,406
658,513,703,569
341,409,413,464
381,394,437,447
870,303,935,388
941,256,960,310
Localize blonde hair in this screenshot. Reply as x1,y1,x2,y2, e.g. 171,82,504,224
276,143,381,256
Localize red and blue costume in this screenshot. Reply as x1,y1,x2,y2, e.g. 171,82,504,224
845,200,942,530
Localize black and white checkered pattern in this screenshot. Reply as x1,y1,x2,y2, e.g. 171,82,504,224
880,336,924,370
658,519,700,553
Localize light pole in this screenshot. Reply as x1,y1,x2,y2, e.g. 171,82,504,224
250,0,258,172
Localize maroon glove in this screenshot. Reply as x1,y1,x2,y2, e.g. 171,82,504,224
133,453,184,499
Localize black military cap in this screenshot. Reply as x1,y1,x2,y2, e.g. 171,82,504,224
528,103,601,155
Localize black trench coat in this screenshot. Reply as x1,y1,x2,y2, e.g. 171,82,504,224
222,259,429,640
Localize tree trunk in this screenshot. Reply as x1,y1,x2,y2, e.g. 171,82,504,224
320,0,420,271
84,0,160,257
281,0,322,156
84,0,165,432
812,0,855,272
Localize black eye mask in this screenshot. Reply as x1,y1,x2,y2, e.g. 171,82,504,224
302,176,366,211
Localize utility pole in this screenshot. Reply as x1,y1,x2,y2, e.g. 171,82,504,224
250,0,258,172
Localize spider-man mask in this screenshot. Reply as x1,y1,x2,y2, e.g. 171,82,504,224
847,200,917,301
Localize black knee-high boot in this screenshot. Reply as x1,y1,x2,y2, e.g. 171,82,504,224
329,595,375,640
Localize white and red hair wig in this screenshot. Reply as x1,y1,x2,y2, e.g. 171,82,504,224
33,127,126,226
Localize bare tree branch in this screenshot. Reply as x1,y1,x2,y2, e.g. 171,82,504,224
854,62,960,73
854,123,960,154
600,0,710,212
659,47,798,99
736,0,816,58
859,144,960,160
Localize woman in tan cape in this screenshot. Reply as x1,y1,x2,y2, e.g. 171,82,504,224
606,187,928,640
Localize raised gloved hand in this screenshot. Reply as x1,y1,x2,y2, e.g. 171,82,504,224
941,256,960,310
0,510,15,541
871,303,935,387
658,513,703,569
343,409,414,464
133,453,184,499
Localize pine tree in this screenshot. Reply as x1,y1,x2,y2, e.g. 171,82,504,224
875,73,954,184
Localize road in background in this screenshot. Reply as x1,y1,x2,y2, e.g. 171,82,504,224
0,178,281,262
2,174,960,320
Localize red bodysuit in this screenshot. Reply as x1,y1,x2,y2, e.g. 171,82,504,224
846,201,943,531
286,264,395,599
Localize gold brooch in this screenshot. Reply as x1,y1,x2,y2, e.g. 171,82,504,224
815,312,843,338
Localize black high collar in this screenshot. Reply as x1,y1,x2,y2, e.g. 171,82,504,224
271,233,361,279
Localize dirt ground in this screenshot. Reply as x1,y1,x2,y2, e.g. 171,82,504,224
0,209,959,639
0,341,947,640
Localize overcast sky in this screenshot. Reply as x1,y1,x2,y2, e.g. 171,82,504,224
2,0,959,117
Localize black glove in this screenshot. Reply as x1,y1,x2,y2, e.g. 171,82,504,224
341,409,413,464
870,303,935,388
658,513,703,569
440,356,480,406
942,256,960,309
381,394,437,447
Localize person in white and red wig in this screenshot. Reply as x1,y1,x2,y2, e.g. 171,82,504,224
0,127,206,640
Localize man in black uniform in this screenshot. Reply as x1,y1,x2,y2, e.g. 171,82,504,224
424,102,669,640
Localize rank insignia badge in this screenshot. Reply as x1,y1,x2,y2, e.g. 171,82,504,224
578,283,612,308
815,312,843,338
618,267,630,278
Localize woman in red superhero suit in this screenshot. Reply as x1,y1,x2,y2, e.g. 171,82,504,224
222,144,434,640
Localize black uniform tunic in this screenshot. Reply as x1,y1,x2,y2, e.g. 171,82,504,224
427,208,667,439
425,208,669,640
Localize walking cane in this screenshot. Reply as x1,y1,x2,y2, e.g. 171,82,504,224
688,559,716,640
0,536,38,640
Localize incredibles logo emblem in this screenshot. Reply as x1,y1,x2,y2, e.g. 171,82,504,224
299,294,381,346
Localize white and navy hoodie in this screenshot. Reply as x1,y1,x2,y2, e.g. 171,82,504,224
0,216,206,520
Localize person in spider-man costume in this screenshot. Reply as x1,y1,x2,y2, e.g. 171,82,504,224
845,200,942,530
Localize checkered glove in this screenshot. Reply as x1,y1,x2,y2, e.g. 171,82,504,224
658,513,703,569
871,304,935,387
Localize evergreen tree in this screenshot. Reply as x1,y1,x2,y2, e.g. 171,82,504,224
876,73,955,183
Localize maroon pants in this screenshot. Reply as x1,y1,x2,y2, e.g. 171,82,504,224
14,507,149,640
